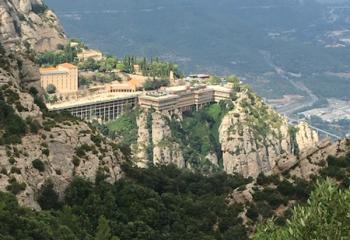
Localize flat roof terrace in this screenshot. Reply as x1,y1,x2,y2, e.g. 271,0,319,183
47,92,142,111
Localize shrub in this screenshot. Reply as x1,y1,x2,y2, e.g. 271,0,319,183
29,87,38,96
12,147,20,158
256,201,273,218
6,178,26,195
43,119,56,131
34,96,48,112
31,3,48,15
1,167,8,175
42,148,50,156
8,157,16,165
293,178,312,201
254,180,350,240
0,100,27,145
10,167,21,174
143,79,170,90
38,180,60,210
46,84,56,94
75,144,92,158
72,156,81,167
91,134,103,146
254,188,286,209
246,205,259,221
276,180,295,197
29,119,41,133
32,159,45,172
15,101,27,112
326,155,349,168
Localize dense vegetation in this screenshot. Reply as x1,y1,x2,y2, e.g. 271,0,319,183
120,56,181,78
0,85,28,145
240,149,350,228
106,109,139,157
35,44,77,66
169,102,233,171
105,102,233,171
0,164,251,240
36,38,180,75
143,78,170,90
254,179,350,240
2,152,350,239
0,42,10,71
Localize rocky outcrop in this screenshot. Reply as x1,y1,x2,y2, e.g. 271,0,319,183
132,90,325,177
227,183,254,205
219,90,319,178
0,120,123,209
287,138,349,179
135,111,150,167
0,0,66,51
152,111,185,168
0,48,124,209
135,110,185,168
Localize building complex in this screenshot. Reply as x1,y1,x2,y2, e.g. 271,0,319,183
40,63,78,93
43,63,233,122
77,49,103,61
47,92,139,122
139,85,232,112
47,84,232,122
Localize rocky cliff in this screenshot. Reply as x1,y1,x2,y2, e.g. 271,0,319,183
131,89,325,178
219,90,319,177
0,0,66,51
0,39,125,209
135,110,185,168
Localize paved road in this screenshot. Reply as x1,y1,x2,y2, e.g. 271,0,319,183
289,118,341,140
259,51,343,140
260,50,319,116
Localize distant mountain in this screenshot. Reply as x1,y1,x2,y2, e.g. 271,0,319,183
46,0,350,100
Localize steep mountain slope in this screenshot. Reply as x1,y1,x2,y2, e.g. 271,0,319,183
0,0,66,51
0,0,348,212
109,86,344,178
219,90,318,177
0,46,124,209
0,0,123,209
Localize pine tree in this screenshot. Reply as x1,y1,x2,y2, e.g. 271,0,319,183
95,216,120,240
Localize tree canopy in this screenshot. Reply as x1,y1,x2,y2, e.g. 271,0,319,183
254,179,350,240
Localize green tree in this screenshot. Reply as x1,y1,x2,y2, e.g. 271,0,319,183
254,179,350,240
46,84,57,94
208,76,221,85
38,180,60,210
227,75,240,85
95,216,119,240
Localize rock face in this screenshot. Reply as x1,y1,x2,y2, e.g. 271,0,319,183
132,91,323,179
135,110,185,168
218,90,319,178
0,119,123,209
0,0,66,51
288,138,349,179
0,48,124,209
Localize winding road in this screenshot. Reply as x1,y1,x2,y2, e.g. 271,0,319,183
259,51,342,139
260,50,319,116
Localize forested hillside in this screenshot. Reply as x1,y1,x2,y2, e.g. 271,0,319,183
1,151,350,239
